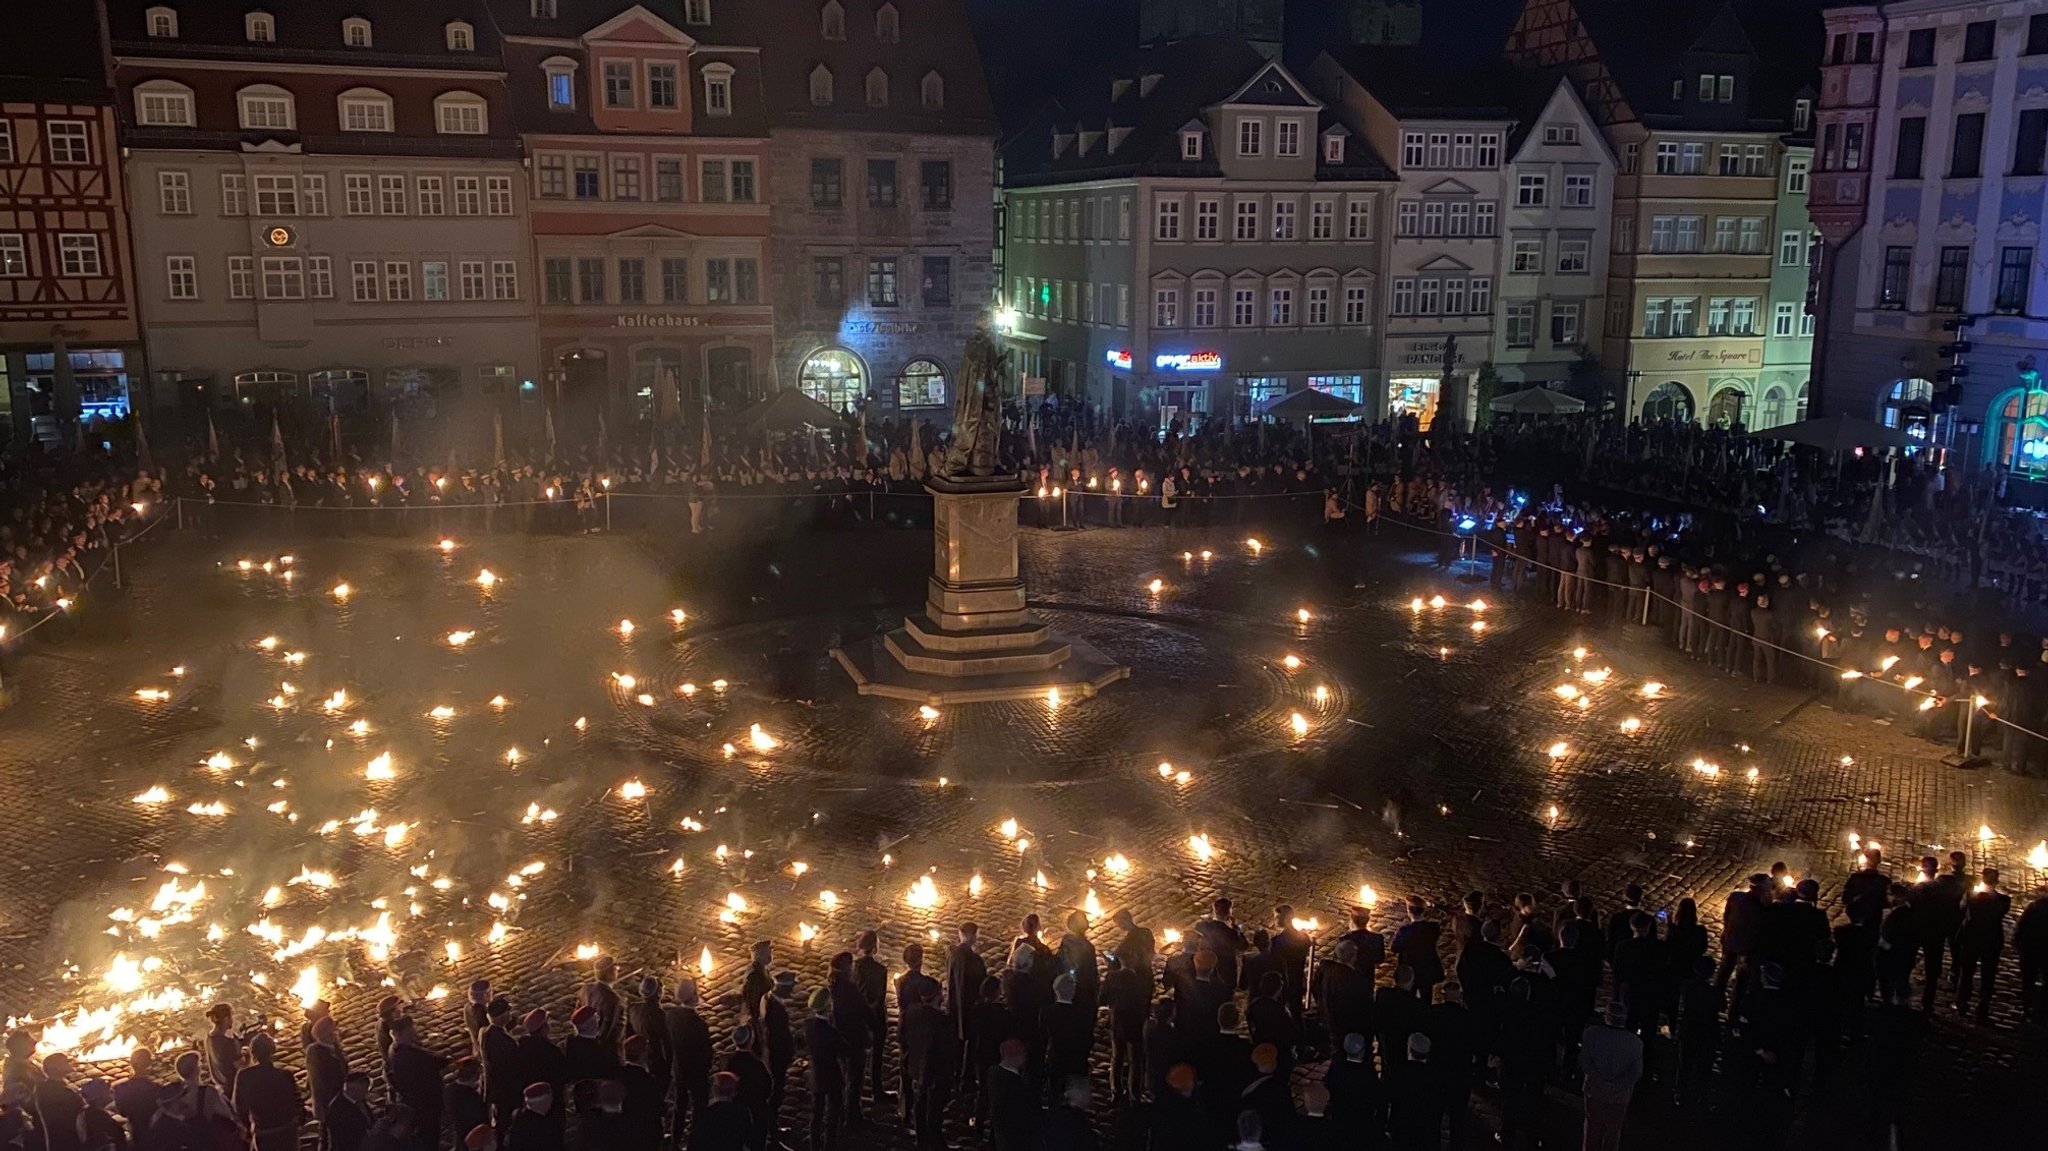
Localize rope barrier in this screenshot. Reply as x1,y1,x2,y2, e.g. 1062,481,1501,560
1356,500,2048,747
3,511,169,644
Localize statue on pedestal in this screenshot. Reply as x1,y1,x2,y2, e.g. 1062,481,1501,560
939,330,1008,481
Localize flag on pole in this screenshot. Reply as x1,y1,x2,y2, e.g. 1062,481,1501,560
649,416,659,476
597,409,609,460
206,414,220,458
270,413,287,474
134,414,153,473
389,410,401,460
328,407,342,461
493,410,506,466
545,406,557,457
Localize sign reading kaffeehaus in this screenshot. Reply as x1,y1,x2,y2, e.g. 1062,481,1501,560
613,314,706,328
1651,340,1765,368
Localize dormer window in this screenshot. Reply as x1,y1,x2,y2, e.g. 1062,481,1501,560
810,65,834,106
876,3,900,43
821,2,845,40
543,57,577,110
336,88,394,133
702,63,735,117
237,84,296,131
342,18,372,48
865,68,889,108
245,11,274,42
1323,133,1344,163
531,0,557,16
920,71,944,112
146,6,177,38
1793,98,1812,131
446,21,474,51
435,91,488,135
683,0,711,24
1180,129,1203,161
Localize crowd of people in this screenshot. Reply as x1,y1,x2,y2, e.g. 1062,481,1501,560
5,874,2047,1151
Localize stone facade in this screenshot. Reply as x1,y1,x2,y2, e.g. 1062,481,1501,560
767,126,995,420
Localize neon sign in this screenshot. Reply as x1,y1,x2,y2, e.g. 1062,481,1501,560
1105,348,1133,371
1154,351,1223,372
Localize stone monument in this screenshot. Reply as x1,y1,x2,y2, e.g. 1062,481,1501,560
832,332,1129,704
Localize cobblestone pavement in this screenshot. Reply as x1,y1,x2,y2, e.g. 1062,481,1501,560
2,513,2045,1148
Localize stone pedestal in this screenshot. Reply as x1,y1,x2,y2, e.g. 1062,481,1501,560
833,476,1129,704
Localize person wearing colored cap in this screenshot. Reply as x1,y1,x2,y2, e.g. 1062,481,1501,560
464,981,494,1060
372,996,406,1073
1148,1063,1206,1149
1578,1004,1643,1151
717,1025,771,1151
686,1072,752,1151
1239,1042,1293,1149
985,1039,1037,1151
517,1010,567,1133
661,980,714,1146
75,1077,123,1151
386,1017,449,1147
565,1006,618,1085
324,1072,375,1151
463,1124,498,1151
305,1016,349,1136
627,977,672,1092
231,1032,303,1151
506,1083,560,1151
444,1059,487,1150
616,1035,665,1151
587,959,628,1052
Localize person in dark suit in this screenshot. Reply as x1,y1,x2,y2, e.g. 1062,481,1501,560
443,1060,487,1149
852,931,891,1112
1393,898,1446,1003
627,978,672,1092
685,1073,752,1151
1100,953,1149,1103
662,980,714,1145
479,1000,523,1133
1146,1064,1207,1150
1039,1078,1094,1151
1267,906,1312,1026
385,1018,449,1146
719,1026,771,1151
801,990,846,1151
231,1033,303,1151
968,975,1013,1130
1192,899,1249,992
945,923,988,1100
825,953,871,1122
984,1040,1038,1151
324,1073,375,1151
1954,866,2013,1021
1244,971,1298,1072
111,1048,163,1151
898,981,952,1149
505,1083,562,1151
616,1036,666,1151
517,1010,568,1133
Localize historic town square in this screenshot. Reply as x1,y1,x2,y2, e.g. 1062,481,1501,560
8,2,2048,1151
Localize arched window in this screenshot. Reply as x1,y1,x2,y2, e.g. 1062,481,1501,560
309,369,370,411
232,370,299,403
336,87,394,133
897,358,946,407
1989,385,2048,470
1706,383,1749,428
445,21,474,51
434,91,488,135
236,84,296,132
809,65,834,107
342,17,373,48
701,64,735,116
876,3,900,42
921,71,945,112
865,68,889,108
134,80,197,128
800,348,866,412
1881,377,1935,441
1641,380,1694,422
1758,384,1788,429
245,11,274,42
146,6,178,38
1795,381,1809,422
821,1,846,40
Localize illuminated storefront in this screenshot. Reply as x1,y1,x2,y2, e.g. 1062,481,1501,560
896,359,948,408
799,348,867,414
1388,376,1440,428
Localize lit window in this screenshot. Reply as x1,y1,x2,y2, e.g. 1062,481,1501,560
342,18,372,48
543,59,578,110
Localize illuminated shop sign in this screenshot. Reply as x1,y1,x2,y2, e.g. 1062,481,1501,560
1105,348,1134,371
1154,351,1223,372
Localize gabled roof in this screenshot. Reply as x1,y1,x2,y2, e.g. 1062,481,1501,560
1559,0,1823,129
0,3,109,100
108,0,504,68
1321,45,1526,121
582,4,695,46
1002,34,1393,186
